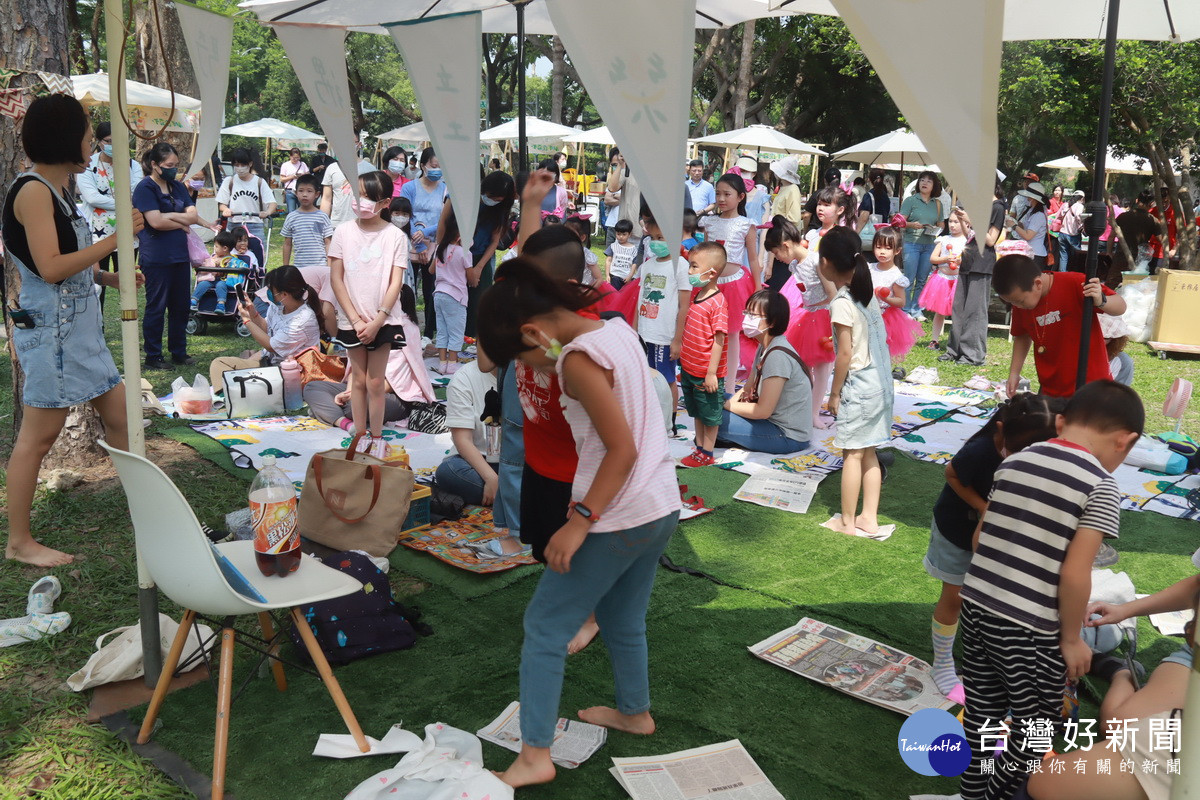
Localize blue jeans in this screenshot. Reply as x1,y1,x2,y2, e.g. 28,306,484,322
142,261,192,360
519,511,678,747
902,241,936,313
716,411,808,454
284,190,299,214
1058,232,1081,272
433,292,466,353
191,280,229,308
434,453,495,505
494,364,523,533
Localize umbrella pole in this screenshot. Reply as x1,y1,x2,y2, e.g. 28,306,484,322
1076,0,1119,391
105,0,160,687
516,1,528,172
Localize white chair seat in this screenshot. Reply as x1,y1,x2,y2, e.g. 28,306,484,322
215,541,363,612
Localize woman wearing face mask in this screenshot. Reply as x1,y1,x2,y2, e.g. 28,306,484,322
216,147,276,244
718,290,813,454
133,142,203,369
439,170,517,338
78,120,144,310
382,146,409,195
279,147,309,214
400,147,448,342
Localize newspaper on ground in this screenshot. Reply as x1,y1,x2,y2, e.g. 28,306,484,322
734,468,822,514
749,618,957,716
1149,608,1194,636
609,740,784,800
476,701,605,769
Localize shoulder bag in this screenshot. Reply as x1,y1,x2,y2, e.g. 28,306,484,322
223,365,285,418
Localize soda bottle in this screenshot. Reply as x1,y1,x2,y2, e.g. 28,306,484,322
249,455,300,576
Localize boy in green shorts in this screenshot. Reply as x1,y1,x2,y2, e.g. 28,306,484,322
679,241,728,467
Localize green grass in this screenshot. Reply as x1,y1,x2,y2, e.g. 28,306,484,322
1,230,1199,798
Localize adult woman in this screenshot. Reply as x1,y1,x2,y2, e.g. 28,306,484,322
1047,184,1065,227
459,170,516,337
899,170,944,316
1006,180,1050,267
216,147,275,243
718,291,812,453
382,146,409,195
133,142,202,369
400,147,448,340
279,147,309,214
3,95,145,566
77,120,144,309
208,265,321,390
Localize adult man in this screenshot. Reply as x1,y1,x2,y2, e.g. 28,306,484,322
685,159,715,215
308,142,335,180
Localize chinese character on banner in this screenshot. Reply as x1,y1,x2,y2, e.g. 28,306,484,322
1025,760,1043,774
1073,758,1087,774
1148,716,1181,752
1142,759,1158,774
1097,759,1112,775
981,758,995,776
1022,718,1056,753
980,718,1009,753
1120,759,1136,774
1063,718,1097,751
1049,760,1066,774
1168,759,1181,774
1107,719,1140,753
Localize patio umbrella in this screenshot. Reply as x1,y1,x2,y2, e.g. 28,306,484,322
691,124,826,156
219,116,322,139
376,120,430,144
479,115,578,142
1037,147,1156,176
560,125,616,146
831,128,931,167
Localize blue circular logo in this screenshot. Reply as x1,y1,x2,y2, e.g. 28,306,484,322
897,708,970,777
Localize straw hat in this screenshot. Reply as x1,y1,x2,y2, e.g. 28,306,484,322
770,156,802,185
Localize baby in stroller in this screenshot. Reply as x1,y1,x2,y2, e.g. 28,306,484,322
191,230,244,314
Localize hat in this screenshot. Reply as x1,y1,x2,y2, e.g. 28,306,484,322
734,155,758,174
1071,188,1085,197
1022,171,1039,181
1017,181,1048,205
769,155,802,185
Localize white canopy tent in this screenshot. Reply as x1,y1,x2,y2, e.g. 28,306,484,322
560,125,616,146
691,124,826,156
1037,147,1159,176
71,71,201,133
219,116,322,139
376,120,430,144
479,116,579,143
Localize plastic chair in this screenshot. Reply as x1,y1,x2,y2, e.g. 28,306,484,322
99,442,369,800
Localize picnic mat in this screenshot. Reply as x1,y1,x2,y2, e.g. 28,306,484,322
397,507,538,574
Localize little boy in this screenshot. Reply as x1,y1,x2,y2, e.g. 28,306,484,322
958,380,1143,800
604,218,637,289
637,203,691,409
281,173,334,295
681,208,700,254
191,230,244,313
679,241,728,468
992,254,1127,398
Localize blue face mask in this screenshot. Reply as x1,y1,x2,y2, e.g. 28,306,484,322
425,168,443,181
481,195,500,207
101,143,113,158
387,159,404,173
267,289,278,306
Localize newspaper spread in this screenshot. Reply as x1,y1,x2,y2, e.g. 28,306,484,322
476,701,605,769
734,469,822,514
748,618,956,716
609,740,784,800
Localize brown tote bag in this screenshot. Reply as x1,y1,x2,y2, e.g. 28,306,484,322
297,434,415,557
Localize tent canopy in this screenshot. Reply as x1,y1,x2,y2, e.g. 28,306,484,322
377,121,430,144
220,117,321,139
72,72,201,110
1037,147,1159,176
479,116,578,143
831,128,932,165
691,124,826,156
560,125,616,146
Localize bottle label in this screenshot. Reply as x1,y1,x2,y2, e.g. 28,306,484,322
251,499,298,554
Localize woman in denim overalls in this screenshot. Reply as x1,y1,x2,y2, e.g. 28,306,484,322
2,95,144,567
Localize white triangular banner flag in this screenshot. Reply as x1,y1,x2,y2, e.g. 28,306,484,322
272,22,360,202
385,13,482,243
546,0,695,257
175,3,233,178
830,0,1002,250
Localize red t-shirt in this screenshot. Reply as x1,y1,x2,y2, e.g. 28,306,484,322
516,362,577,482
1010,271,1114,397
680,290,729,379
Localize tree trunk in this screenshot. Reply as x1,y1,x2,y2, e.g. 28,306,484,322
132,0,199,162
731,20,755,130
549,36,566,125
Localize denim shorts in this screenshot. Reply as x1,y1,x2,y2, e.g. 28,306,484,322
923,518,972,586
1163,646,1194,670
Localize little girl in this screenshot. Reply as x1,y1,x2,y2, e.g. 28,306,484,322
563,215,603,285
329,171,409,460
478,258,679,791
869,226,921,363
924,393,1057,702
765,214,835,431
698,172,760,382
823,226,894,537
429,210,470,375
922,212,968,348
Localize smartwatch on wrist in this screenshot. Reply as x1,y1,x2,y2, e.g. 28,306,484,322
570,501,600,525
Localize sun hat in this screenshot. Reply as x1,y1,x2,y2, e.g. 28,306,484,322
734,155,758,174
1071,188,1085,197
769,155,802,185
1017,181,1048,205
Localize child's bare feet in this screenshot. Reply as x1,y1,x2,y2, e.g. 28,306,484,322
567,618,599,655
577,706,656,735
854,513,879,535
6,540,74,567
494,748,556,788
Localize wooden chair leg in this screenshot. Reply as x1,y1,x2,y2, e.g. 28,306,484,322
257,612,287,692
137,609,197,745
289,607,369,753
211,628,236,800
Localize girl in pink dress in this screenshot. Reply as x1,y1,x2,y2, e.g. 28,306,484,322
921,214,967,348
869,225,920,362
698,173,760,383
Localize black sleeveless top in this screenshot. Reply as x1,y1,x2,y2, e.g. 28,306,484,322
2,174,82,280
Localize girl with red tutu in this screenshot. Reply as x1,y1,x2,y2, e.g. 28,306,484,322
920,213,968,348
698,172,761,384
869,225,921,363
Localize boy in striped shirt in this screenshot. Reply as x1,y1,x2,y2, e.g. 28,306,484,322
679,241,728,468
958,380,1143,800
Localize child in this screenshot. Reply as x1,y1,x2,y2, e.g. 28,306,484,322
924,393,1057,703
191,230,243,313
280,173,334,297
958,380,1142,800
993,253,1127,398
637,204,691,410
869,225,921,362
604,218,637,289
328,171,410,460
823,226,894,536
429,210,469,375
678,242,729,468
922,212,968,348
563,215,603,285
477,259,679,791
699,172,760,382
389,196,418,300
681,208,700,253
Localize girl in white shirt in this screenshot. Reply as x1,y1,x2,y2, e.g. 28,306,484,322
869,225,920,362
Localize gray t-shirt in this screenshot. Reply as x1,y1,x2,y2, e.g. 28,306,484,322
757,338,812,445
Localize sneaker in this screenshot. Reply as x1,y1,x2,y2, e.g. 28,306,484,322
190,299,199,311
25,576,62,616
680,449,715,468
214,302,226,314
369,437,391,461
937,352,957,362
909,366,939,385
1093,542,1120,568
927,340,940,350
144,357,169,370
891,366,907,381
172,354,196,366
201,522,234,545
963,375,991,391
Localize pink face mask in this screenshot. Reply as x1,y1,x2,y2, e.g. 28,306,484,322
350,196,381,219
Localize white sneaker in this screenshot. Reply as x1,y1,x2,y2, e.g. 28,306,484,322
369,437,391,460
963,375,991,391
909,366,938,385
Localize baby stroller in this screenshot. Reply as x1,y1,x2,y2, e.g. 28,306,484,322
186,256,262,337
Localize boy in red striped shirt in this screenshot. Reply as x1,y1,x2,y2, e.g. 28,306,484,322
679,241,728,467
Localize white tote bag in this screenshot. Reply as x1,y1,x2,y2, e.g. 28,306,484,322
223,365,285,418
66,613,215,692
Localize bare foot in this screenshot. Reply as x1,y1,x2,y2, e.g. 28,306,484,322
567,618,599,655
855,514,879,535
577,706,656,735
6,540,74,567
494,751,556,788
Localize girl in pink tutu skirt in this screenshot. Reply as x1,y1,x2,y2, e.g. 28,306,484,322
699,172,760,384
869,225,921,363
921,212,968,348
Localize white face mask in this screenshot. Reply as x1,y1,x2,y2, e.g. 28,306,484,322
391,215,410,229
234,165,251,176
388,159,404,173
481,195,501,207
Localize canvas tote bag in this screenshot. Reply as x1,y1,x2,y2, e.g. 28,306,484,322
297,434,415,557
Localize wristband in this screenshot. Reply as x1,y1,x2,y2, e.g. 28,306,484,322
570,501,600,525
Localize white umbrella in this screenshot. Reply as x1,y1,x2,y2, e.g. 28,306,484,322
376,120,430,144
832,128,932,166
1037,147,1157,176
691,124,826,156
220,116,322,139
560,125,616,146
479,116,579,143
72,71,202,109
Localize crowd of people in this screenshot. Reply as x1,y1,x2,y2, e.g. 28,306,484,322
2,93,1194,800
